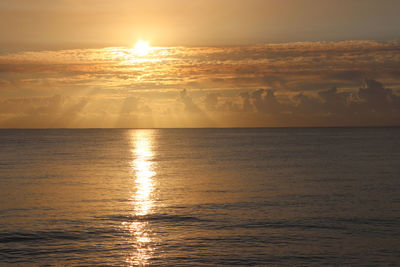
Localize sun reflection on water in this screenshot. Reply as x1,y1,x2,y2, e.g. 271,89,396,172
125,130,156,266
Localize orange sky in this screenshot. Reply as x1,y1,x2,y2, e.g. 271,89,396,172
1,0,400,48
0,1,399,127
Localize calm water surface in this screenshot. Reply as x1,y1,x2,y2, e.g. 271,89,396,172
0,128,399,266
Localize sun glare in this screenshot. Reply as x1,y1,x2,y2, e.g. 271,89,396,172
134,40,151,56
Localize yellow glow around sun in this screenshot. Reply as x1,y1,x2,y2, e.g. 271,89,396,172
134,40,151,56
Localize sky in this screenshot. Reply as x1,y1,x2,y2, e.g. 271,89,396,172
0,0,400,127
1,0,400,48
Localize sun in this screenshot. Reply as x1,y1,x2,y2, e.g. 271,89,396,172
134,40,151,56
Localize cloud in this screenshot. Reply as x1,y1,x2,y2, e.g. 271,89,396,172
1,41,400,127
0,95,88,127
357,79,400,111
1,41,400,94
0,94,65,115
204,92,220,111
179,89,202,113
119,96,151,114
251,89,288,115
114,96,152,128
230,79,400,126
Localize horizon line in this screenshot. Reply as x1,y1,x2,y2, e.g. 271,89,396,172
1,126,399,130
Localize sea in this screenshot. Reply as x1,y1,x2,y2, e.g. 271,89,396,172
0,128,399,266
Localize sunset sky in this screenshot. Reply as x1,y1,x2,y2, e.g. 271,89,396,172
1,0,399,127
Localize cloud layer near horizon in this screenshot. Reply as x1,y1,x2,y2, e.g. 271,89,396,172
0,41,399,127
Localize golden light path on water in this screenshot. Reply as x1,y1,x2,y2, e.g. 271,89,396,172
125,130,156,266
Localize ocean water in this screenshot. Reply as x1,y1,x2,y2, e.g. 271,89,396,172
0,128,399,266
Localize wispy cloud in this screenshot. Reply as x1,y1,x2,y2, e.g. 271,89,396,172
0,41,399,127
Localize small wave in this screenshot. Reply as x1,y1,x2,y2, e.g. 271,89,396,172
212,220,346,231
0,231,83,243
0,208,34,215
80,198,128,203
335,217,399,226
101,213,208,223
0,228,120,243
210,217,400,232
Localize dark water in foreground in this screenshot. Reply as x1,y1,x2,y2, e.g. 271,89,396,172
0,128,399,266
